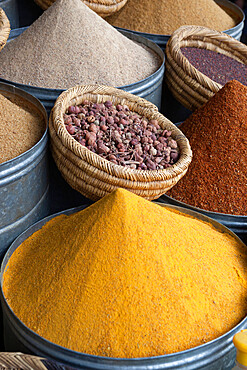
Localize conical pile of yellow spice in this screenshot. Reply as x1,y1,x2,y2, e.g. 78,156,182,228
3,189,247,357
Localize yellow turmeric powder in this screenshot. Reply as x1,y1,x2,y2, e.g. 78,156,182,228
3,188,247,358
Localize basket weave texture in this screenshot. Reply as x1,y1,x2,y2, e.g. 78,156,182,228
165,25,247,111
0,8,10,51
49,85,192,201
34,0,128,17
0,352,66,369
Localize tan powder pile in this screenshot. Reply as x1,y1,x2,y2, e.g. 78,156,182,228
0,0,161,89
106,0,237,35
0,93,45,164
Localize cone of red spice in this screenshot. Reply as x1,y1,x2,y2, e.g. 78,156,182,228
168,79,247,215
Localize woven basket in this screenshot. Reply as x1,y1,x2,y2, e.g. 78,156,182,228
34,0,128,17
0,352,66,369
49,85,192,201
165,25,247,111
0,8,10,51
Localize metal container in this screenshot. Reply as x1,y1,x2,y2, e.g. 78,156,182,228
1,203,247,369
113,0,244,122
0,0,19,29
159,129,247,244
160,194,247,245
0,27,165,113
0,82,49,261
217,0,245,40
115,0,244,52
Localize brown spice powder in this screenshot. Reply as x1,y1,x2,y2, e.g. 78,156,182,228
0,93,45,164
0,0,161,89
167,80,247,216
106,0,236,35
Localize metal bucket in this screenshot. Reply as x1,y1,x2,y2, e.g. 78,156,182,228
159,129,247,244
0,27,165,113
0,0,19,29
0,82,49,262
113,0,244,122
114,0,244,52
160,195,247,245
217,0,245,40
1,203,247,369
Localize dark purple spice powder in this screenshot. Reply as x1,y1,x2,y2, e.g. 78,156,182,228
181,47,247,86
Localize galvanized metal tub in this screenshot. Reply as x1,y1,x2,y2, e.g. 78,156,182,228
113,0,245,122
114,0,244,52
0,0,19,29
1,203,247,369
160,195,247,245
0,81,49,261
0,27,165,113
160,120,247,244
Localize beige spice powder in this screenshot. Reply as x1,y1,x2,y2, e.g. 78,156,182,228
0,93,45,164
0,0,161,89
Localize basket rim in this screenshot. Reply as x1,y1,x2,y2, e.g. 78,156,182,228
166,24,247,92
50,84,192,183
0,8,10,51
34,0,128,14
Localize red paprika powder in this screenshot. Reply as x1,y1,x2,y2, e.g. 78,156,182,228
168,80,247,215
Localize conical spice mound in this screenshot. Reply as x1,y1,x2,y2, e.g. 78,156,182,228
106,0,236,35
168,80,247,215
3,188,247,358
0,0,160,89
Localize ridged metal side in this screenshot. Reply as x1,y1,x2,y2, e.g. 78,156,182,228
0,82,49,260
1,204,246,369
216,0,245,41
0,27,165,113
115,0,245,51
160,194,247,245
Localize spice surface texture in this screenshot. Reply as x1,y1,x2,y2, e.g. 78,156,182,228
0,0,160,89
3,188,247,357
64,100,179,170
168,80,247,215
181,47,247,86
0,93,45,164
106,0,236,35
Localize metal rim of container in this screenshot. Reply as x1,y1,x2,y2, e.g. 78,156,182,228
112,0,244,39
160,121,247,221
2,27,165,95
0,203,246,369
0,81,48,171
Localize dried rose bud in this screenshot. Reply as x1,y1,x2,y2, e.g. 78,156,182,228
100,124,107,132
105,100,112,108
168,139,178,149
68,105,76,114
97,142,110,154
87,115,95,123
64,116,72,125
89,124,98,133
66,125,75,135
146,158,156,170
